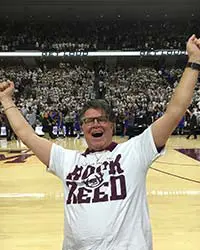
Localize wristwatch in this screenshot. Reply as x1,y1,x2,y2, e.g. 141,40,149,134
186,62,200,71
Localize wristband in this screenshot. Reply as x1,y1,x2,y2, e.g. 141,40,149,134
4,105,17,112
186,62,200,71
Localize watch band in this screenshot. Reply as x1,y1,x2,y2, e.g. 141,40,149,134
186,62,200,71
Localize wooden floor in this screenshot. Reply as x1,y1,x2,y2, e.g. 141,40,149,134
0,135,200,250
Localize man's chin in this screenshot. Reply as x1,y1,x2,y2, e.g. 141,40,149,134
86,136,112,151
89,141,106,151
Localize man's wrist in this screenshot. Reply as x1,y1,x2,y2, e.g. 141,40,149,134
1,97,15,108
4,105,17,112
186,62,200,71
188,56,200,64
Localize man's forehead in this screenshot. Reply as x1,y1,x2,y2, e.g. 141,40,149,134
84,108,106,117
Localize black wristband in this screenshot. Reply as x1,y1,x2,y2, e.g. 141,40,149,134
186,62,200,71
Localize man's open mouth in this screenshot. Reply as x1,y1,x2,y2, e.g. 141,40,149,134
92,132,104,138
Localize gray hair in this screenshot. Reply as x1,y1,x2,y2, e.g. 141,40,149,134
79,99,115,124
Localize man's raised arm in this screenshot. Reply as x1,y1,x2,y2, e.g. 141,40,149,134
0,81,52,166
152,34,200,148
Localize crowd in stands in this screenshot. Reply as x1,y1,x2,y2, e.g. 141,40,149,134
0,17,200,138
0,62,200,138
0,19,200,52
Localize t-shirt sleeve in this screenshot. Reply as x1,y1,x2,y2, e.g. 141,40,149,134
47,143,77,179
127,126,165,172
138,126,165,168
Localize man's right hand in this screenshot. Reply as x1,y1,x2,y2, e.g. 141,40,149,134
187,34,200,64
0,80,15,102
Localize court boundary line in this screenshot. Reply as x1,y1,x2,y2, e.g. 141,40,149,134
150,167,200,184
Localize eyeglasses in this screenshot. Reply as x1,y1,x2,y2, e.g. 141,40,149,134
81,116,109,126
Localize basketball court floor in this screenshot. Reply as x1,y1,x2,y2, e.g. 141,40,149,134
0,135,200,250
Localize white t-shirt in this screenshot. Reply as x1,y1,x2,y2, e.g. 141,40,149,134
48,126,164,250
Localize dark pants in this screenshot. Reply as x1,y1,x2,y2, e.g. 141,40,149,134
186,127,197,139
65,122,74,136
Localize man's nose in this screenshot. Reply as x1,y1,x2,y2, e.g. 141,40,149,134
93,118,100,125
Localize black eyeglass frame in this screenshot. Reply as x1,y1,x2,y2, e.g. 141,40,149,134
81,115,109,125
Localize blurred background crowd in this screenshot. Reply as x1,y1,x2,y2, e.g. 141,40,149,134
0,20,199,52
0,18,200,139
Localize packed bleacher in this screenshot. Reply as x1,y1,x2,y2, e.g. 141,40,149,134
0,18,200,138
0,62,200,138
0,19,200,51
